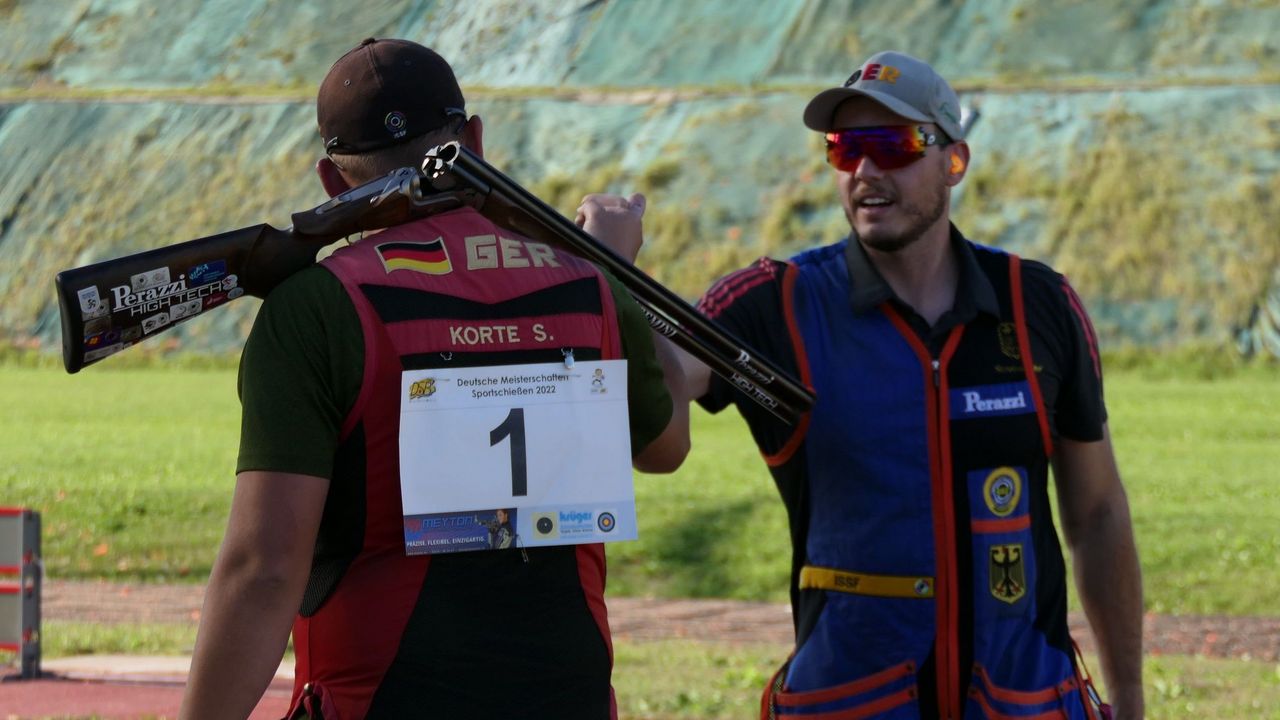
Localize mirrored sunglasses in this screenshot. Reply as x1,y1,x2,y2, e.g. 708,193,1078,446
824,125,945,172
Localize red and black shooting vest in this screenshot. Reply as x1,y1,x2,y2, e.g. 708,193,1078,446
288,208,623,719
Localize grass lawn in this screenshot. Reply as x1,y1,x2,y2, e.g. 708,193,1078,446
0,367,240,581
24,629,1280,719
4,360,1278,718
1104,372,1280,615
40,621,198,658
2,362,1278,615
614,641,1280,720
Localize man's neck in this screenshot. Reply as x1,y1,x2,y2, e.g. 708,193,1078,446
863,220,958,327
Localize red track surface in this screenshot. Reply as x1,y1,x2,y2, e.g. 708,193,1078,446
0,675,291,719
1,581,1277,718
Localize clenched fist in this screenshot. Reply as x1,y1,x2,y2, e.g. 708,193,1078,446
575,192,647,263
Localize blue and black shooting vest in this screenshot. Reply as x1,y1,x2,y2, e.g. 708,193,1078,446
766,241,1101,720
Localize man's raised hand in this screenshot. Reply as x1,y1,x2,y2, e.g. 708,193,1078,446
575,192,647,263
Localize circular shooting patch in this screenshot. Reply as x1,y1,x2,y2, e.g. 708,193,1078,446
983,467,1022,517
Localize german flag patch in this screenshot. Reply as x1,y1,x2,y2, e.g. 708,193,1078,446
376,238,452,275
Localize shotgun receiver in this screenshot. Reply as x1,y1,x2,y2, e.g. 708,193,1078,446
56,148,815,423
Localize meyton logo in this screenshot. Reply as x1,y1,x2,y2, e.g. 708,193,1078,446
408,377,436,400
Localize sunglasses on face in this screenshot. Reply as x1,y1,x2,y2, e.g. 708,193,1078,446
824,125,946,172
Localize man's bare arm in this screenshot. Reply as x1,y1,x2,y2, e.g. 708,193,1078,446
577,192,695,472
632,333,692,472
179,471,329,720
1053,425,1144,719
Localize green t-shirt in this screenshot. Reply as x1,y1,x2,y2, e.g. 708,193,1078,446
236,264,673,477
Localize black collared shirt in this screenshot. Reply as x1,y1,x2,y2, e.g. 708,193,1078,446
845,223,1001,356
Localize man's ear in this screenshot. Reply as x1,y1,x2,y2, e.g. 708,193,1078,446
461,114,484,158
946,142,970,186
317,157,351,198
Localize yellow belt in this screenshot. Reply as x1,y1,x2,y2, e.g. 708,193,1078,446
799,565,935,599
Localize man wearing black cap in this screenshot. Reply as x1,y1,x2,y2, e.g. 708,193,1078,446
179,38,688,719
595,51,1143,719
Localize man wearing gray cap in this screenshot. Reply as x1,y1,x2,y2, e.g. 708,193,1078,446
597,51,1144,719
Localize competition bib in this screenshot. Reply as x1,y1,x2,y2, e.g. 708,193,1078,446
398,360,636,555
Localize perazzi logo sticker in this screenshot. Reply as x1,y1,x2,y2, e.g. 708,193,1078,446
989,543,1026,604
109,273,236,318
408,377,437,400
963,390,1026,413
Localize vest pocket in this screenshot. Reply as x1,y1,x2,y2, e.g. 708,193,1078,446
966,663,1088,720
770,660,919,719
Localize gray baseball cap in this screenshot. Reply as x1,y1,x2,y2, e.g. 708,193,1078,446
803,51,965,141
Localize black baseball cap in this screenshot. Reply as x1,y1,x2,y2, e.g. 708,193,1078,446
317,38,466,155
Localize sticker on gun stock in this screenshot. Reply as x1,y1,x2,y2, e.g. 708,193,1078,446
168,299,203,322
142,312,171,335
131,267,171,293
84,317,111,337
187,260,228,286
77,286,107,319
85,343,126,363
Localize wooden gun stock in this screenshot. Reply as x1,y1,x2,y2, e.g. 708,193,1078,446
54,167,474,373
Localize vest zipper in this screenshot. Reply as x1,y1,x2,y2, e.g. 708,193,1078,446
931,341,962,720
880,309,965,718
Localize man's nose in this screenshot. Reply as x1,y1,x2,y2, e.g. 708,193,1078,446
851,154,886,180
